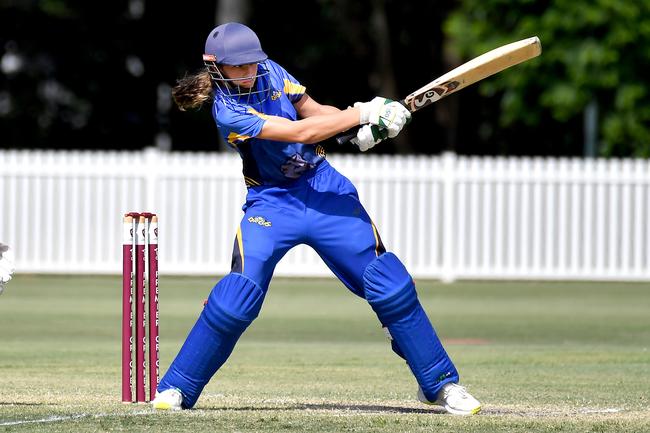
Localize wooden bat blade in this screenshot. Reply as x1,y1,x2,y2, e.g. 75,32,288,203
335,36,541,146
404,36,542,112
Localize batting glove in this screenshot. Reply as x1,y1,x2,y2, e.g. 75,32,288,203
0,243,15,295
351,124,389,152
357,97,411,138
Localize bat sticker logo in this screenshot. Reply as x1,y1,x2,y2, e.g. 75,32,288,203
411,81,460,110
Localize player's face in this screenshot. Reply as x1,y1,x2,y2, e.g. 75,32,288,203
221,63,258,88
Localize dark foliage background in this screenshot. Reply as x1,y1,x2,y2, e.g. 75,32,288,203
1,0,648,157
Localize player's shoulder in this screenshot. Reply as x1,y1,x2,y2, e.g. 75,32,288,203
265,59,304,97
265,59,283,72
265,59,294,79
212,97,250,124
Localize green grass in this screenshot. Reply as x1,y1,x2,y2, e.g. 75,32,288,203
0,275,648,432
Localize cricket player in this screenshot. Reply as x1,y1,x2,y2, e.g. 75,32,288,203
0,242,15,295
153,22,480,415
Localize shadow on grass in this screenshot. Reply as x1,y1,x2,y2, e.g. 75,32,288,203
198,402,442,414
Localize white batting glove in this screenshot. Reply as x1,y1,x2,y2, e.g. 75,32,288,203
357,97,411,138
350,124,388,152
356,97,387,123
0,243,15,295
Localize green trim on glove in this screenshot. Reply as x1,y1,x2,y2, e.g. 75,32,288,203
370,125,389,141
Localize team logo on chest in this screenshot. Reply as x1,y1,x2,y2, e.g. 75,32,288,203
248,216,272,227
271,90,282,101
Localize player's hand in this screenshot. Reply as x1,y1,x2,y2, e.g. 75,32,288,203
357,97,411,137
351,124,388,152
0,242,15,295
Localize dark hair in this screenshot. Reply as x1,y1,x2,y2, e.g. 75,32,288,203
171,70,213,111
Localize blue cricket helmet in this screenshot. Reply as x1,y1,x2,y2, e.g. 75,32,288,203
203,23,271,108
204,22,267,65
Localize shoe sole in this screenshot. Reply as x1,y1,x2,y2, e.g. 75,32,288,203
420,400,481,416
152,402,181,410
418,391,481,416
443,404,482,416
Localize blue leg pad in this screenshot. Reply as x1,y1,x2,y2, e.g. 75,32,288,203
158,273,265,408
364,253,459,401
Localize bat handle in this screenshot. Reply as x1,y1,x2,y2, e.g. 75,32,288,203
335,126,361,146
334,99,410,146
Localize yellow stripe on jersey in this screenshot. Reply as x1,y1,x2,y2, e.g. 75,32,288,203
236,226,245,273
244,176,261,187
227,132,251,146
371,222,381,257
247,107,270,120
283,79,306,96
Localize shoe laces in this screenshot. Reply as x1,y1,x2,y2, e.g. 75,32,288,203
441,383,470,401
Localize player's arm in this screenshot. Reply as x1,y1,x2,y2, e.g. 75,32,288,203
258,94,411,144
291,94,390,150
256,108,359,144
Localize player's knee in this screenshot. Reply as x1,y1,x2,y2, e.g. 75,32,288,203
362,253,418,323
202,273,265,335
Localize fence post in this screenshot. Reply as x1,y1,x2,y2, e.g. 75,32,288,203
144,147,160,212
441,152,456,283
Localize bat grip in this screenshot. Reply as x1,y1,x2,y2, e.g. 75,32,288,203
335,126,361,146
335,99,410,146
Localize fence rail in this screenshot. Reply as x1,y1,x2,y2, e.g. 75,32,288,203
1,149,649,281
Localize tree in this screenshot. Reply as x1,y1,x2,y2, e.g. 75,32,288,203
445,0,650,157
0,1,155,149
0,0,459,154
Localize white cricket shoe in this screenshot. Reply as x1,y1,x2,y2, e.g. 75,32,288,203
418,382,481,415
152,388,183,410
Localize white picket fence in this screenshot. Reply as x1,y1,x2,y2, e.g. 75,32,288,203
1,148,649,281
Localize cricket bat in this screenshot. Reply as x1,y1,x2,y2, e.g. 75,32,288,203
337,36,542,145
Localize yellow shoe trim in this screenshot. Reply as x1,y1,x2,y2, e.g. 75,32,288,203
153,402,172,410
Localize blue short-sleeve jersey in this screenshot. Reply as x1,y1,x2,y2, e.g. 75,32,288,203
211,59,326,187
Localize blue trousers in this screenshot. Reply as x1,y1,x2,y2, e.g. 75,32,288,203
232,160,385,295
158,161,457,407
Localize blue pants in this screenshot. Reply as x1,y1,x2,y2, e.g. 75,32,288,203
158,161,457,407
232,160,385,295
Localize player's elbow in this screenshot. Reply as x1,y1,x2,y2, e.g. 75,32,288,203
292,128,321,144
297,133,321,144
